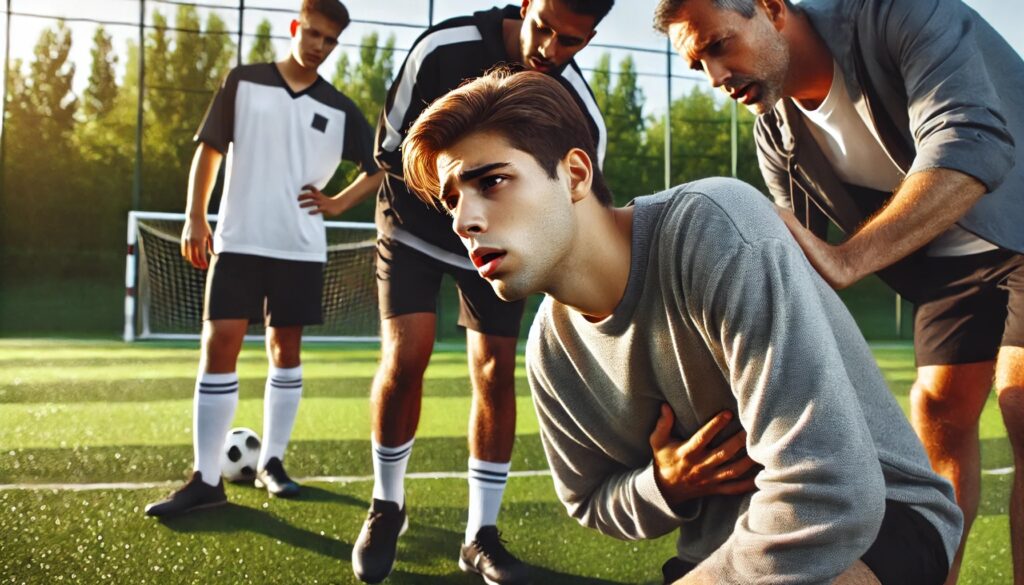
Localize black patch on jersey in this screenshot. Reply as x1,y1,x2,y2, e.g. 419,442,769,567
312,113,328,133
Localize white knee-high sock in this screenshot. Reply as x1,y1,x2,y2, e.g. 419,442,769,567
193,371,239,486
371,437,414,508
258,365,303,470
466,457,511,543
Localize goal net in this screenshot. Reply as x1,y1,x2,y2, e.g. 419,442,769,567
124,211,379,342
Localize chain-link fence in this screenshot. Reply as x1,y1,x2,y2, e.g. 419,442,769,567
0,0,910,338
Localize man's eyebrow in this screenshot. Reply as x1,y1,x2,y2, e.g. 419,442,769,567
440,162,511,196
682,33,715,70
538,15,585,44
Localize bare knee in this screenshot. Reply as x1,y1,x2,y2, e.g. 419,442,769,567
997,386,1024,446
467,332,517,399
995,346,1024,447
911,365,993,433
201,320,247,372
266,326,302,368
373,314,436,395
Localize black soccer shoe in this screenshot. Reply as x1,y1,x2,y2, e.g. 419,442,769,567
144,471,227,518
459,526,532,585
254,457,300,498
352,498,408,583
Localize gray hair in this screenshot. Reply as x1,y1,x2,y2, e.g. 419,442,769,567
654,0,787,33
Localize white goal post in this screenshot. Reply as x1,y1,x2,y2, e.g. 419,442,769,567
124,211,380,342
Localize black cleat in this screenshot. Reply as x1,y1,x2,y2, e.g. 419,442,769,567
459,526,532,585
352,498,408,583
254,457,300,498
145,471,227,518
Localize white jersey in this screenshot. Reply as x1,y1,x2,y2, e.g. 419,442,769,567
796,63,997,257
196,63,377,262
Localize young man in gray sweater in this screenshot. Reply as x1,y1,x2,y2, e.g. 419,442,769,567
399,69,963,585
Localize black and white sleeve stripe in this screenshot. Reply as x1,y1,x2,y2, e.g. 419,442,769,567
560,63,607,169
379,25,484,155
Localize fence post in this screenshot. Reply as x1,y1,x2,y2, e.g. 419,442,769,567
428,0,434,26
664,39,672,190
730,100,738,177
237,0,244,67
895,293,902,339
132,0,145,211
1,0,11,192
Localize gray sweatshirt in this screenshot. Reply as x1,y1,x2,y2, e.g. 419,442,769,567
526,178,962,583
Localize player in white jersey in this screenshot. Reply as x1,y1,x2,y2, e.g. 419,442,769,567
146,0,382,517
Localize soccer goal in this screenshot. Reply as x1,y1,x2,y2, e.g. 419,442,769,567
124,211,380,342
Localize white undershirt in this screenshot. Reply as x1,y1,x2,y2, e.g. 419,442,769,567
795,63,997,257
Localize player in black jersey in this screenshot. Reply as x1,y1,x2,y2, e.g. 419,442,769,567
352,2,614,584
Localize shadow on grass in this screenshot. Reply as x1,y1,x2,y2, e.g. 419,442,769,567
160,502,352,559
388,521,632,585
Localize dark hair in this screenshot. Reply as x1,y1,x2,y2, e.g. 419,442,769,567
301,0,351,30
560,0,616,26
654,0,792,33
403,69,612,207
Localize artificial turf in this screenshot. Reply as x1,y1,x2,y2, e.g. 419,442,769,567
0,339,1013,584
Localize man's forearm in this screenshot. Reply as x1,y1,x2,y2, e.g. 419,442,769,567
838,168,986,280
335,170,384,208
186,143,223,220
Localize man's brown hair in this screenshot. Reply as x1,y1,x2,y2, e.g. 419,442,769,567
301,0,351,30
403,69,612,207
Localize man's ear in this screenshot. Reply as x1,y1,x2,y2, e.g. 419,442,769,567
564,148,594,203
290,19,300,37
520,0,531,20
759,0,787,31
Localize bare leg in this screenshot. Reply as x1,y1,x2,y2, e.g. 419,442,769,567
371,313,437,446
832,561,882,585
266,325,302,368
909,361,995,585
466,330,519,462
995,346,1024,585
201,318,249,373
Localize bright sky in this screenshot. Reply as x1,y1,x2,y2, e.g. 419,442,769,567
0,0,1021,120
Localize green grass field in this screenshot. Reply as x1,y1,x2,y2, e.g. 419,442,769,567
0,339,1013,584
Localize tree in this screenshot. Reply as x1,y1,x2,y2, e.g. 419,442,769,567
2,21,85,278
326,32,396,220
83,26,118,120
140,7,236,213
598,54,657,203
247,19,277,64
641,86,766,195
332,32,395,122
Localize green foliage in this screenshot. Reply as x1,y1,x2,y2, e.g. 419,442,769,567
591,54,658,203
590,54,768,202
2,21,92,280
141,7,237,214
324,32,397,221
83,26,118,119
247,19,277,64
332,31,395,121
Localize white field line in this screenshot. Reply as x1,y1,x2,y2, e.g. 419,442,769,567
0,467,1014,491
0,469,553,492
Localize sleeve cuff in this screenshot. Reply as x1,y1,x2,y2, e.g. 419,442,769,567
636,462,703,522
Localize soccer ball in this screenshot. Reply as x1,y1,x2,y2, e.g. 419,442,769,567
220,427,261,482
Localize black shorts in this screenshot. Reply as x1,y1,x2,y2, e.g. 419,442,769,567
204,252,324,327
661,500,949,584
375,236,525,337
913,249,1024,366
